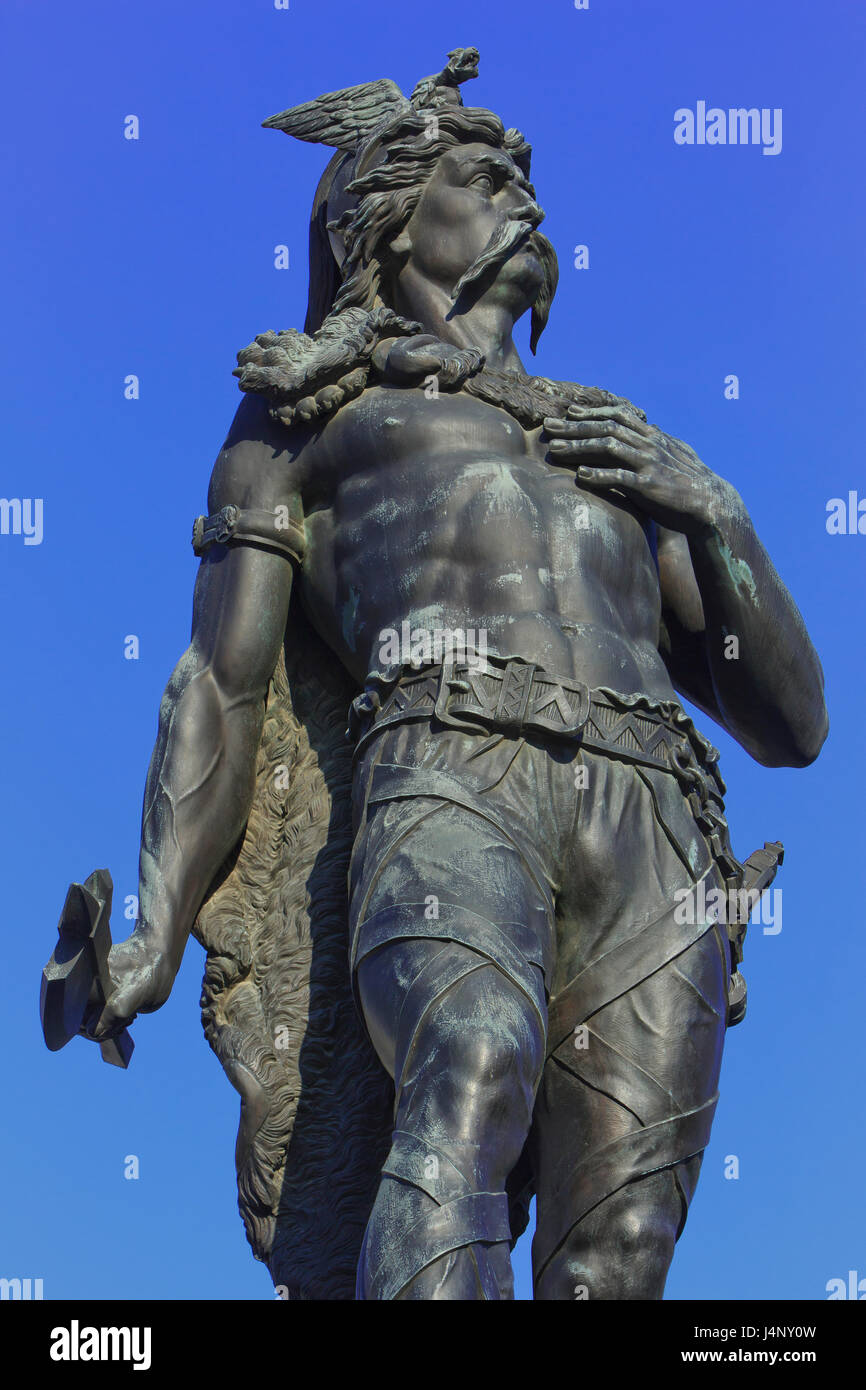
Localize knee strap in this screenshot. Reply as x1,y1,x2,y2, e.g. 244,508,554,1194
382,1130,475,1200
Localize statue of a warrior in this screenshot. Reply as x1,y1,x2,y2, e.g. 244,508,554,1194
42,49,827,1299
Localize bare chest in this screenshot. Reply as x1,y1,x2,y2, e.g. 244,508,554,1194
300,385,652,559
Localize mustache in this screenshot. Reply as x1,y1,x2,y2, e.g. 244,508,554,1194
528,227,559,353
450,202,548,304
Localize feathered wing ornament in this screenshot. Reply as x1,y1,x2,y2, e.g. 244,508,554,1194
260,46,481,149
261,78,410,150
191,597,394,1300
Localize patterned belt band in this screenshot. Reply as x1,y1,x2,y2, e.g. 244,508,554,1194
349,654,714,781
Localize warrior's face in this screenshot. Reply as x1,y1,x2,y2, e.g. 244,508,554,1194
386,141,550,323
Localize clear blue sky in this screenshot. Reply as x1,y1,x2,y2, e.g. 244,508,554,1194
2,0,863,1300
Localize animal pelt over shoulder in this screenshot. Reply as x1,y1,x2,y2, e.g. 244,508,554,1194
233,305,647,432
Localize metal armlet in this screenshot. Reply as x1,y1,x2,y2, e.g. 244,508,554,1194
191,504,305,566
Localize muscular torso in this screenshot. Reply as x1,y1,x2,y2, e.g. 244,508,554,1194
286,384,680,699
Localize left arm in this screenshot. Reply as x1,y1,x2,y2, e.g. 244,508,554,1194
544,405,829,767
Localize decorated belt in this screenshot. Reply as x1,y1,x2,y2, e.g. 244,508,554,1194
349,654,714,782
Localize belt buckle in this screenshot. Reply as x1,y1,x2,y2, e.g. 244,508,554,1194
526,676,591,739
433,655,492,733
495,660,537,734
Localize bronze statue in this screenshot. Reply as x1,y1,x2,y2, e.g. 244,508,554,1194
41,49,828,1299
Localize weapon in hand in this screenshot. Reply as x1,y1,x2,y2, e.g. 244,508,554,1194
40,868,134,1069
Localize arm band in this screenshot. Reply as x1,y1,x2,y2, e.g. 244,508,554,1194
191,504,305,567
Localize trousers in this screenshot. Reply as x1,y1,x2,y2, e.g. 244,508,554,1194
347,685,733,1299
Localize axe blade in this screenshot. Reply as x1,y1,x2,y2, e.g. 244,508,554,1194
40,869,134,1067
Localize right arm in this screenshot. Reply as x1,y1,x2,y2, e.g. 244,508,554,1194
91,397,303,1036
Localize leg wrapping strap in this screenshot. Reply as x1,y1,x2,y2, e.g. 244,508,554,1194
366,1192,511,1301
554,1024,681,1128
366,1130,513,1300
546,866,719,1056
393,947,489,1108
534,1093,718,1281
365,762,551,906
353,901,548,1038
351,800,445,930
382,1130,477,1201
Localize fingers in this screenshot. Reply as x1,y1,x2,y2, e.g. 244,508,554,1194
543,409,705,487
568,403,654,437
544,405,654,439
548,432,648,470
543,406,703,473
81,994,137,1043
544,410,654,472
75,934,176,1045
573,464,651,495
561,406,701,470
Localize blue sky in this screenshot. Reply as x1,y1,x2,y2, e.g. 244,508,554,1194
2,0,863,1300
